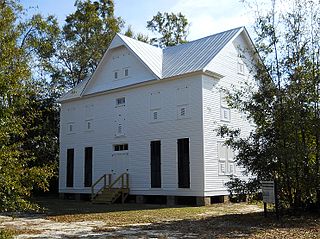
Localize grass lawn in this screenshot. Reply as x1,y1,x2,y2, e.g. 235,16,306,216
35,197,320,238
1,197,319,238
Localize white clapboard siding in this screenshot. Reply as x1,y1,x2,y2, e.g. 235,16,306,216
202,33,255,196
59,74,205,196
59,27,257,197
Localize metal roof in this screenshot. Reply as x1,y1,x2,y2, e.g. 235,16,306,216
117,27,243,79
118,34,163,78
59,27,244,102
58,77,90,102
162,27,242,78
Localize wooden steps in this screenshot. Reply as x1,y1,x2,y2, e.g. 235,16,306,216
92,188,129,204
91,173,129,204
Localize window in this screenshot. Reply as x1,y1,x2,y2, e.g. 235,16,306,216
67,122,74,134
114,144,128,151
85,119,93,131
151,110,160,122
220,92,230,122
238,62,245,74
180,107,186,116
124,68,129,77
153,111,158,120
116,97,125,106
221,107,231,121
177,105,188,119
114,71,118,79
218,142,235,175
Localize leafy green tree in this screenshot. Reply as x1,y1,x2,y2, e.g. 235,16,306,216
147,11,189,47
48,0,124,93
0,0,55,211
124,25,149,43
220,0,320,210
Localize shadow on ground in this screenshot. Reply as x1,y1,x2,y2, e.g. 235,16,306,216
33,196,189,216
110,212,320,238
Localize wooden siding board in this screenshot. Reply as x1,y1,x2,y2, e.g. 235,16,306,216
59,75,204,195
202,35,255,196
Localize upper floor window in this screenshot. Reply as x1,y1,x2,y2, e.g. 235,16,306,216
67,122,75,134
85,119,93,131
177,105,188,119
221,107,231,122
124,68,129,77
238,61,245,75
114,70,119,79
116,97,126,106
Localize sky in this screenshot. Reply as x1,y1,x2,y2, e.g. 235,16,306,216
20,0,255,40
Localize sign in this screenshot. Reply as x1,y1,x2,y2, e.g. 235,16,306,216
261,181,275,204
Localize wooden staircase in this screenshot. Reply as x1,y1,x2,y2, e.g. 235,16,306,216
91,173,129,204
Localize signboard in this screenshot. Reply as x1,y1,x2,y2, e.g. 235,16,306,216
261,181,275,204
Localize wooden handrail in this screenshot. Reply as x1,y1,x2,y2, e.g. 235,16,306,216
106,173,129,190
91,173,129,201
91,173,112,200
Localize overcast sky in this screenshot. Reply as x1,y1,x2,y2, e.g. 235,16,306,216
21,0,255,40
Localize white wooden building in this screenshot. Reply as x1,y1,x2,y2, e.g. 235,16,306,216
58,27,255,205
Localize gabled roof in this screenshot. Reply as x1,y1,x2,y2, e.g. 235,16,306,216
59,27,247,102
162,27,242,78
58,77,90,102
118,34,163,78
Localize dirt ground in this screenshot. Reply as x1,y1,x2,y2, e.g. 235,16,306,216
0,197,319,238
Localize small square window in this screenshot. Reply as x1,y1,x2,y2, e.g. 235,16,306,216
124,68,129,77
177,105,188,119
116,97,125,106
180,107,186,116
153,111,158,120
151,109,160,122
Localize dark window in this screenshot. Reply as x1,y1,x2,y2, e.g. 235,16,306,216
178,138,190,188
114,144,128,151
124,68,129,76
84,147,93,187
151,141,161,188
116,97,125,106
66,148,74,187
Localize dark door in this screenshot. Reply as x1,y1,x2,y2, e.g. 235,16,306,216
84,147,93,187
178,138,190,188
151,140,161,188
66,148,74,187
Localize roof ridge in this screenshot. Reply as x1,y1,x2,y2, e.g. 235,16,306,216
163,26,244,51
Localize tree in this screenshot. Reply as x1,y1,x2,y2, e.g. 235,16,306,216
124,25,149,43
0,1,55,211
220,0,320,210
47,0,124,93
147,11,189,47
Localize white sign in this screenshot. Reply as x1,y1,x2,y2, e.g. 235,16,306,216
261,181,275,204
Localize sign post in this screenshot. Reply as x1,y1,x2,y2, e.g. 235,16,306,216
261,180,279,219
